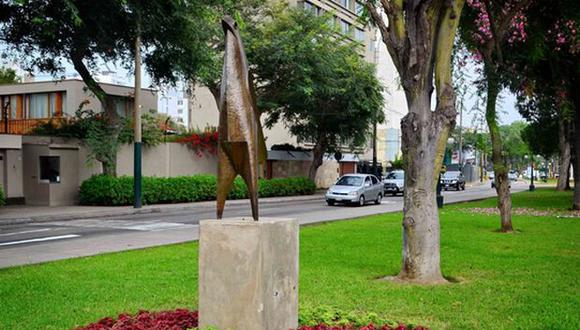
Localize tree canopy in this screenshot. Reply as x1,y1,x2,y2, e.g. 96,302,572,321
0,67,20,84
244,6,385,180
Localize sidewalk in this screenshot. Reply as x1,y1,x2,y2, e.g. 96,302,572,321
0,192,326,226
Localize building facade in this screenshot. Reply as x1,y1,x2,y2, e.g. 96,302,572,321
0,79,157,135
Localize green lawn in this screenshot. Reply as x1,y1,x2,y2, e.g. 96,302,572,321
1,189,578,329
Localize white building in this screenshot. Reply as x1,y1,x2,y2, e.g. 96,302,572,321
158,84,189,128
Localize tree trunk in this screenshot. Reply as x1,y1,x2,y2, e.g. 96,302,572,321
398,93,452,284
573,87,580,210
485,74,513,232
308,136,327,182
557,117,571,191
71,52,119,177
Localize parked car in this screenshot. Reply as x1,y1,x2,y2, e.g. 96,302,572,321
326,174,383,206
508,170,518,181
440,171,465,191
383,170,404,196
488,171,495,181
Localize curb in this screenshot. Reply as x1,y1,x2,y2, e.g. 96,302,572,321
0,193,325,226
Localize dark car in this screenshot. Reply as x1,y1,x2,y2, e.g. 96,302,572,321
440,171,465,191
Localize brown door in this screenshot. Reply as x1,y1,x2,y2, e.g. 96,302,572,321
340,162,355,176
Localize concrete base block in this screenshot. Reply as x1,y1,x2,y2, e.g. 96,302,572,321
199,217,299,330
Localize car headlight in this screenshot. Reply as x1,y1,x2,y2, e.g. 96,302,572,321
396,183,404,188
348,191,358,195
451,180,457,183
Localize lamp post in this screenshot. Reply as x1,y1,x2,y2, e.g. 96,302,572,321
133,9,142,209
526,154,535,191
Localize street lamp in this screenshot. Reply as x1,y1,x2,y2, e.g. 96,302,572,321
526,154,535,191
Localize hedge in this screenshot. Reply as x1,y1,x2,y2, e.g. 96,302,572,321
0,185,5,207
79,175,316,206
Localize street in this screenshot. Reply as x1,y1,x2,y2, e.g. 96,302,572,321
0,182,528,268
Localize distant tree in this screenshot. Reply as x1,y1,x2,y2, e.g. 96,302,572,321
459,0,534,232
506,0,579,194
245,6,385,181
0,67,20,84
499,121,530,171
0,0,223,175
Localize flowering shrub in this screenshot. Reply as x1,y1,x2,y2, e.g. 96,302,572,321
75,308,427,330
175,130,219,157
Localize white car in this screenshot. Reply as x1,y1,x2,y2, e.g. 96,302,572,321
383,170,404,196
326,174,384,206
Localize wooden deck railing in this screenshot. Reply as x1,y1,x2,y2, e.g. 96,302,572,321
0,118,51,135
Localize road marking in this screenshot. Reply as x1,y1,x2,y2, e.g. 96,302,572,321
44,219,197,232
0,234,81,247
0,228,53,237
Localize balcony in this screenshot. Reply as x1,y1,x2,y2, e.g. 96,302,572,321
0,118,52,135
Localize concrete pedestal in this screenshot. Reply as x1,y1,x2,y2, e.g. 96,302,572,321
198,217,299,330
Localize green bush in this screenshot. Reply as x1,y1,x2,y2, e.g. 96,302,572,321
79,175,316,206
0,185,5,207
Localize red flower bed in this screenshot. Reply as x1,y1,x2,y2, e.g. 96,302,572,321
75,309,198,330
75,309,428,330
176,131,219,157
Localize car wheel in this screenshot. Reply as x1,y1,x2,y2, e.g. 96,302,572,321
375,193,382,205
462,183,466,190
358,195,365,207
326,200,335,206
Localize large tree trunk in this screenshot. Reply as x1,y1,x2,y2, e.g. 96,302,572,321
485,74,513,232
398,93,453,284
308,136,327,182
557,117,571,191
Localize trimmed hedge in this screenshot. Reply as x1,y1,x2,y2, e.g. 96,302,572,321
79,175,316,206
0,185,5,207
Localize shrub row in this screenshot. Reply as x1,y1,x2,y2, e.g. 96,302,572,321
0,185,5,207
79,175,316,206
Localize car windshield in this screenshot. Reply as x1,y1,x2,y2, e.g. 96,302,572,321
386,172,404,180
443,171,460,179
335,176,363,186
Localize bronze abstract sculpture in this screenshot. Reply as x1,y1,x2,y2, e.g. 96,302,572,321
217,16,261,221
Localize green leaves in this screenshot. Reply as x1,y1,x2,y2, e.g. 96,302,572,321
244,6,385,153
79,175,316,206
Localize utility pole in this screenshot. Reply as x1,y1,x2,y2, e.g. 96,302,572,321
133,9,142,209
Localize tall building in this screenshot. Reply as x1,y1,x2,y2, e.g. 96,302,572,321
158,84,189,128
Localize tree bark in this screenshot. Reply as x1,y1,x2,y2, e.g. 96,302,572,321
485,72,513,232
556,117,571,191
399,93,453,284
71,52,119,177
308,136,327,182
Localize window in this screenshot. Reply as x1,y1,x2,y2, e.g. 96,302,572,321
355,1,364,15
177,100,183,105
178,109,183,114
371,176,378,185
355,28,365,42
341,0,352,10
39,156,60,183
340,19,351,35
303,1,322,16
28,94,49,118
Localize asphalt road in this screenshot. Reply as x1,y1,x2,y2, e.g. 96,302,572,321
0,181,528,268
